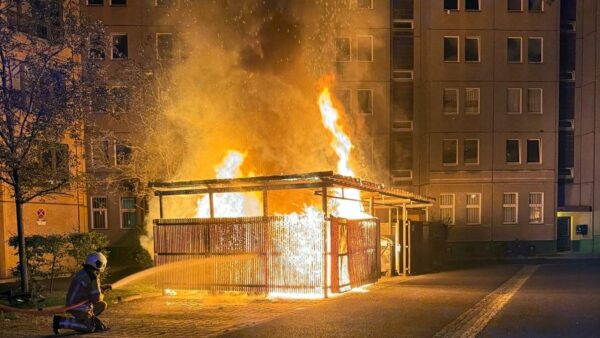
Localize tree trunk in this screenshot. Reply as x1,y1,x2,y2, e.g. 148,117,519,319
13,174,29,293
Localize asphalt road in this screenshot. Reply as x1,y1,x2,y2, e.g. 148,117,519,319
223,263,600,338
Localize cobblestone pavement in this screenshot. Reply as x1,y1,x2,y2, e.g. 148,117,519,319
0,294,319,338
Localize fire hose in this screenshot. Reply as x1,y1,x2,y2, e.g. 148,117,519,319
0,300,89,316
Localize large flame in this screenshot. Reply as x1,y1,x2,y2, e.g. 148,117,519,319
195,150,261,218
318,87,371,219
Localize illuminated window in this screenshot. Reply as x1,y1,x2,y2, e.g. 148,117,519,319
465,37,480,62
466,193,481,224
120,197,137,229
111,33,128,60
443,88,459,115
529,192,544,224
336,37,351,62
503,193,518,224
507,88,522,114
465,88,480,114
506,139,521,164
444,0,459,11
91,197,108,229
157,33,174,60
528,0,543,11
443,139,458,165
528,37,543,63
440,194,455,225
508,0,522,11
527,88,542,114
507,37,522,63
527,139,541,164
356,35,373,62
357,89,373,115
444,36,459,62
464,139,479,165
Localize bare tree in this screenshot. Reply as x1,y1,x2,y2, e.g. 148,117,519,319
0,0,108,292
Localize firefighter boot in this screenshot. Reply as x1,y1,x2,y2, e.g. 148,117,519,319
52,315,62,335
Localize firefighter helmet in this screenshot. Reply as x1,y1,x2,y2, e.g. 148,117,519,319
84,252,107,272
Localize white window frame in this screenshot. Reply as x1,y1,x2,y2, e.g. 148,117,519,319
466,193,482,225
507,0,523,12
503,192,519,224
111,33,128,60
356,0,373,9
507,37,523,63
120,196,137,229
443,88,459,115
444,0,460,11
465,87,480,114
444,36,460,63
463,139,480,165
335,37,352,62
527,88,543,114
507,88,522,114
156,33,174,60
356,35,374,62
528,0,544,12
526,138,542,164
465,0,481,11
440,193,455,225
464,36,481,62
357,88,374,115
442,139,459,166
528,192,544,224
527,37,544,64
91,196,109,230
506,139,521,164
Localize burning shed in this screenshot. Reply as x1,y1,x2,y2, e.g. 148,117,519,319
149,170,434,298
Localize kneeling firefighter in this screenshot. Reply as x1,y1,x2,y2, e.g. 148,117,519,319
53,252,112,334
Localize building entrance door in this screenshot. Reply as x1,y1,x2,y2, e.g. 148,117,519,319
557,217,571,252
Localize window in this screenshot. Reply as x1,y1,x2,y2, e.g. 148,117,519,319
507,88,522,114
529,192,543,224
443,88,459,115
111,0,127,5
110,86,130,114
465,88,480,114
336,37,351,62
440,194,455,225
357,89,373,115
335,88,351,114
466,193,481,224
356,0,373,9
507,37,522,63
464,139,479,165
528,37,543,63
444,36,459,62
527,88,542,114
115,142,132,166
506,139,521,164
503,193,518,224
91,139,110,167
111,33,128,59
528,0,543,11
89,47,105,60
356,35,373,62
465,0,480,11
465,37,480,62
87,0,103,5
120,197,137,229
444,0,459,11
527,139,541,164
508,0,522,11
157,33,174,60
443,139,458,165
91,197,108,229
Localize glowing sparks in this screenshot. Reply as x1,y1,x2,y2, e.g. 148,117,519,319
318,87,371,219
195,150,261,218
